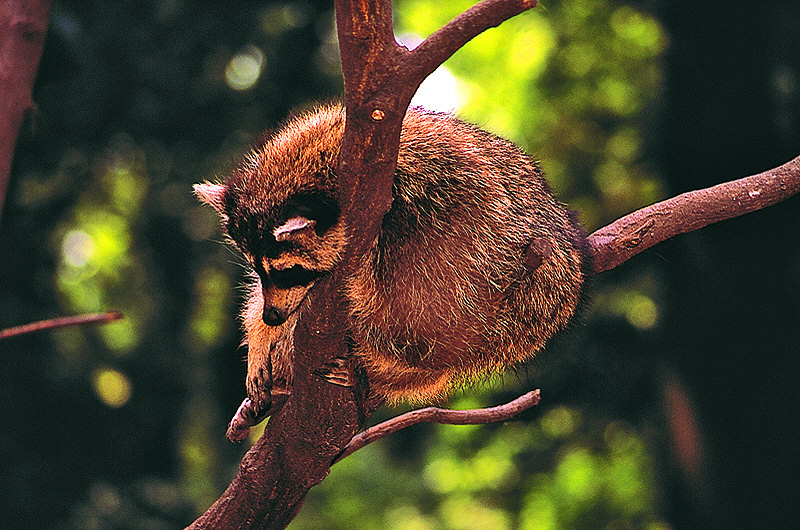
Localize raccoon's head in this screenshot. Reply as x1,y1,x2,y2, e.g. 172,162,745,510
195,181,347,326
195,105,347,325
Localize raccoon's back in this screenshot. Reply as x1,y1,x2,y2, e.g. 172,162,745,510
346,108,586,375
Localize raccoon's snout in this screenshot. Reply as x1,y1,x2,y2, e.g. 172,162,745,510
263,306,287,326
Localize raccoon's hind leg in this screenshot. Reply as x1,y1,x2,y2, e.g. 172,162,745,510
361,349,458,404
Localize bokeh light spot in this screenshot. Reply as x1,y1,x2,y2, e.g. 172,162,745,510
225,45,266,91
423,457,462,493
555,448,599,501
62,230,96,268
261,2,309,35
92,368,133,408
439,495,511,530
540,406,580,439
100,317,138,353
520,492,557,530
625,293,658,329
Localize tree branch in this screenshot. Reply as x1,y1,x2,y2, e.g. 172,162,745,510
0,311,123,340
0,0,51,221
588,155,800,273
406,0,537,83
334,389,541,464
191,1,541,528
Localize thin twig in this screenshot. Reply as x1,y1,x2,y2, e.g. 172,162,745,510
406,0,537,83
0,310,123,340
334,389,541,463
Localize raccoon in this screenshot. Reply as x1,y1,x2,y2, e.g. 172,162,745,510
195,104,589,426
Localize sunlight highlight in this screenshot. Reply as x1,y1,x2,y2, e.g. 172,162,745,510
411,66,466,113
399,34,466,113
62,230,95,268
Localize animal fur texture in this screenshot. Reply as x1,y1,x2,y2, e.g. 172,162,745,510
195,104,589,420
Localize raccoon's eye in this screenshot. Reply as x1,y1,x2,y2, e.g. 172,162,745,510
270,265,318,288
273,216,316,242
283,191,340,235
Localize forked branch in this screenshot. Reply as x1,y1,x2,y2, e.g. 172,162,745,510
190,1,541,528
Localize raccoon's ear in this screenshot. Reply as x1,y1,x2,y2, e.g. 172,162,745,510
274,216,317,242
193,182,227,217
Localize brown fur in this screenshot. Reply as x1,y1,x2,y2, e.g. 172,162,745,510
195,104,588,411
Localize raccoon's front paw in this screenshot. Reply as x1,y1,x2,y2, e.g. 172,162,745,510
246,365,273,416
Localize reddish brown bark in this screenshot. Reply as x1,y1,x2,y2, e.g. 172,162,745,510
587,155,800,273
0,0,51,220
189,1,539,528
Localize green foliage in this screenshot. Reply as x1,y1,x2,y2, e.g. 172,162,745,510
296,404,664,529
2,1,340,527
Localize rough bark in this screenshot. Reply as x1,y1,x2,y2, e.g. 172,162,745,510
189,1,539,528
0,0,51,221
588,155,800,273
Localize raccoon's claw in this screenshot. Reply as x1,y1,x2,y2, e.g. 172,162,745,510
226,390,291,443
315,356,356,387
226,398,267,442
246,366,291,415
228,366,292,442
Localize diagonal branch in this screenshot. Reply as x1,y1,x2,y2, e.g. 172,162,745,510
326,154,800,471
588,155,800,273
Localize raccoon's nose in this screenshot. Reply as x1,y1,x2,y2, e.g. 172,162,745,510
263,306,287,326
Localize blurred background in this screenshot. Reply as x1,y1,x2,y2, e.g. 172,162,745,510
1,0,798,528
